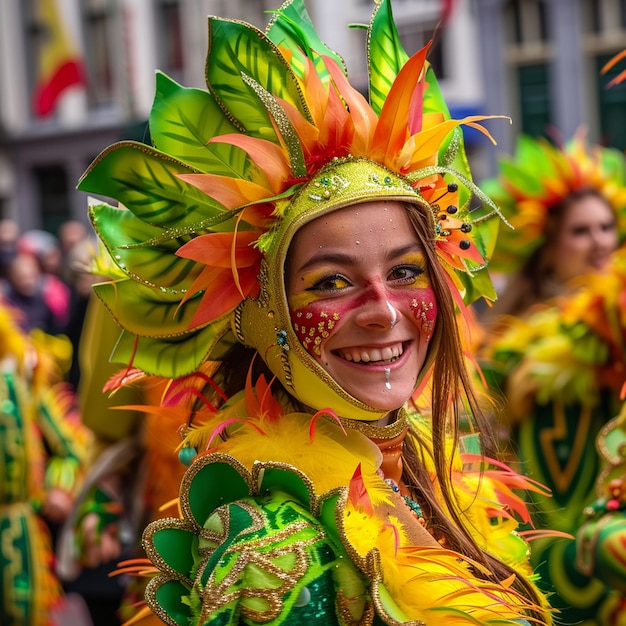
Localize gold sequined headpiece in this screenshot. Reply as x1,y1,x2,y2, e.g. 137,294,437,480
79,0,505,420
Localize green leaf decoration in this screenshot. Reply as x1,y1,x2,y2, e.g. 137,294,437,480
151,526,198,578
368,0,409,115
206,17,310,141
186,458,251,527
499,160,546,197
513,135,556,187
318,493,344,549
150,71,252,177
90,202,200,291
258,466,312,511
150,578,193,626
457,265,498,304
423,65,451,120
78,142,230,228
110,318,232,379
93,279,202,336
469,201,502,261
266,0,347,79
601,146,626,183
375,580,412,623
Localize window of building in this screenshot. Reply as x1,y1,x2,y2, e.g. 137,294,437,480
583,0,626,33
504,0,548,46
33,165,70,233
596,53,626,150
155,0,184,82
517,63,551,137
83,0,115,108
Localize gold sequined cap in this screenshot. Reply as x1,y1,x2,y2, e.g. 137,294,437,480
236,159,433,421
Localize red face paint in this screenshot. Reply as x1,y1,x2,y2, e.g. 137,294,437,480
290,282,438,358
410,287,438,342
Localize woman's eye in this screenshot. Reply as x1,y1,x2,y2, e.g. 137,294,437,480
389,265,424,284
571,226,589,236
308,274,351,292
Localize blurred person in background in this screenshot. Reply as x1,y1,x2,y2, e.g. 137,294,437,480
0,218,19,278
479,132,626,625
0,297,90,625
3,253,58,334
18,230,71,331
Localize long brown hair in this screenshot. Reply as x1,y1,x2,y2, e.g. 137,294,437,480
403,203,546,617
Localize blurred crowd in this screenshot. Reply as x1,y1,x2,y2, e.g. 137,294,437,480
0,218,129,626
0,218,97,388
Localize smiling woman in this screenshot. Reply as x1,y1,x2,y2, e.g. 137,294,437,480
75,0,555,624
286,202,434,413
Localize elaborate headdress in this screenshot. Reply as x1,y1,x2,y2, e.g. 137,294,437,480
79,0,504,420
482,131,626,274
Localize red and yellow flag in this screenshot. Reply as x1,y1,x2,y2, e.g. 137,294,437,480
33,0,85,117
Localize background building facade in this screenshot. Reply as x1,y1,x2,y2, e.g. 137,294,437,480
0,0,623,234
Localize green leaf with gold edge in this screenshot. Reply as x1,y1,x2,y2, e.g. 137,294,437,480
78,142,230,228
260,466,312,510
376,580,413,623
90,202,201,291
266,0,347,80
110,320,232,379
150,71,253,176
206,17,311,142
367,0,408,115
151,527,198,576
187,459,251,528
152,578,193,626
93,279,202,337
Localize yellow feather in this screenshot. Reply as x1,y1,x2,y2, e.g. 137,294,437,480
215,412,382,494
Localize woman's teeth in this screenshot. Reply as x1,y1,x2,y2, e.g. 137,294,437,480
338,344,402,363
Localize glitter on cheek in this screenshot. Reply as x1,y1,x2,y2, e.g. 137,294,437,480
408,287,438,341
290,301,345,358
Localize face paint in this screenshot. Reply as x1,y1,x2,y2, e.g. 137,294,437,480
410,288,438,342
286,202,438,413
291,306,341,356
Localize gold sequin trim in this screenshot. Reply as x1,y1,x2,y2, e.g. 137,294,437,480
333,408,409,440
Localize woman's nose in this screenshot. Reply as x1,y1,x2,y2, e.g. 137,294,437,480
354,282,398,329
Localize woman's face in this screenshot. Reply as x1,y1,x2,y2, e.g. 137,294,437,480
286,201,437,412
551,194,618,284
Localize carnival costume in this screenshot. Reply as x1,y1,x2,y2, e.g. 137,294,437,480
0,301,87,626
77,1,552,624
481,135,626,624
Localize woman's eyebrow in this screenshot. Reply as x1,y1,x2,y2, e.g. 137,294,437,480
295,243,423,273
